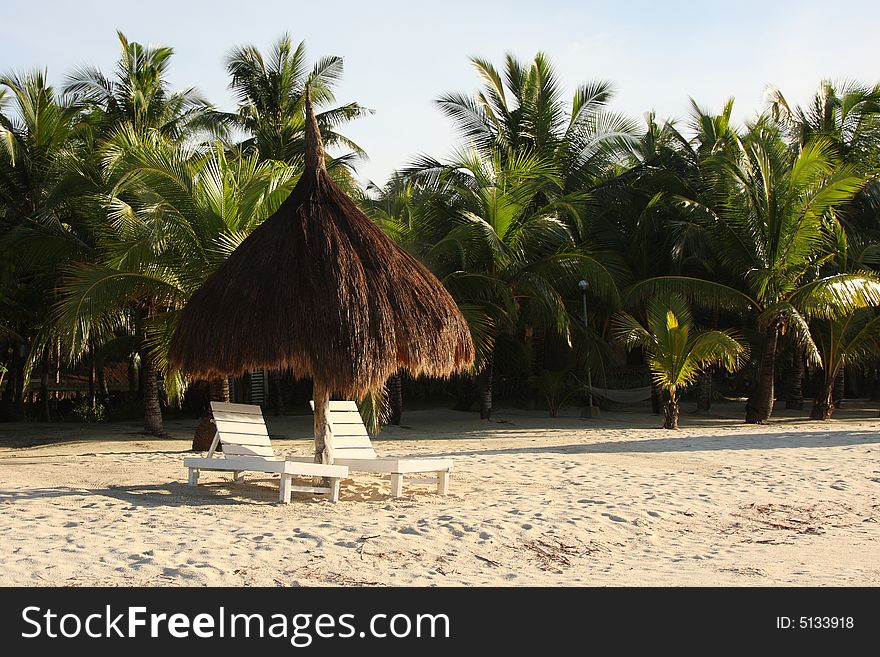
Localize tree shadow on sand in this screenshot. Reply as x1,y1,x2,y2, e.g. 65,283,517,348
437,429,880,459
0,476,396,507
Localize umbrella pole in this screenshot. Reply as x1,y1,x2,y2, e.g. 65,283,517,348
313,385,332,465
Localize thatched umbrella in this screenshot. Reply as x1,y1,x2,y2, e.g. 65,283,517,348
169,89,474,463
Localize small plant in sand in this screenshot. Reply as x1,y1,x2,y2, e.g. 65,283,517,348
72,398,106,423
613,295,748,429
531,369,580,417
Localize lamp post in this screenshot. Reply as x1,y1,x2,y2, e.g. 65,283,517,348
579,279,598,418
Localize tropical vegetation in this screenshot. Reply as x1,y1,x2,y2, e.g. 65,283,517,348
2,34,880,433
613,295,748,428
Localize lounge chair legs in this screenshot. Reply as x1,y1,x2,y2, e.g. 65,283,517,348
188,468,199,486
279,474,292,504
437,471,450,495
278,476,341,503
390,473,404,498
233,471,244,483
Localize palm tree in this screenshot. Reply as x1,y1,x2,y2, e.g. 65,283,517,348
769,80,880,407
64,31,217,141
631,122,880,423
807,232,880,419
0,70,84,419
810,308,880,419
223,34,371,169
431,53,642,413
52,129,296,434
594,103,738,413
768,79,880,161
404,148,619,418
436,52,638,190
614,295,748,428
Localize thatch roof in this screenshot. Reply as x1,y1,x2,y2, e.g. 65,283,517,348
168,89,474,396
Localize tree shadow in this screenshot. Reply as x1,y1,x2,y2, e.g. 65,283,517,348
437,429,880,459
0,477,338,507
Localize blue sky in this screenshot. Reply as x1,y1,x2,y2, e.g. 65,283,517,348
2,0,878,184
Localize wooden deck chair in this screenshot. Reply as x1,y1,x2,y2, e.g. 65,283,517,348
184,402,348,503
310,400,453,498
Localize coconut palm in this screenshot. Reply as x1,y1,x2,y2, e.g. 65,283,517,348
806,230,880,419
630,121,880,423
437,52,638,191
810,308,880,419
404,148,620,418
64,31,217,141
614,295,748,428
52,128,297,434
0,70,86,419
767,81,880,407
593,103,739,412
768,79,880,162
222,34,371,169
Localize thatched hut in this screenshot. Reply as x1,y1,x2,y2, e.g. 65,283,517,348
169,88,474,463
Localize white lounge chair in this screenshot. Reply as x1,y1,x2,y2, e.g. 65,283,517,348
184,401,348,503
310,400,453,498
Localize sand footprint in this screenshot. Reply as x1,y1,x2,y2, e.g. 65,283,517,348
601,512,628,523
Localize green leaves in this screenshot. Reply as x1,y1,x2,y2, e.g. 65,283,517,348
64,32,214,141
436,52,636,184
223,35,371,167
625,276,756,312
789,272,880,319
613,295,748,393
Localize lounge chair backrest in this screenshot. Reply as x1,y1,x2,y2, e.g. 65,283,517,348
210,401,276,459
310,400,378,460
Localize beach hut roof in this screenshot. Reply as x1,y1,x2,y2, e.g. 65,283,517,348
168,88,474,395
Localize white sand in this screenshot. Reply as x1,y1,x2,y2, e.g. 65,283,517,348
1,403,878,586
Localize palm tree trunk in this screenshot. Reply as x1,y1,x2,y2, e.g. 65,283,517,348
785,347,804,410
3,357,16,405
869,365,880,401
127,352,138,401
141,350,164,435
97,366,109,405
0,343,11,403
387,372,403,425
745,324,779,424
650,382,662,414
526,325,545,411
313,384,332,464
12,343,28,420
832,368,844,409
696,368,712,412
88,340,97,409
40,348,51,422
478,351,494,420
663,390,680,429
810,379,835,420
54,340,61,385
210,377,230,403
697,309,719,413
270,369,283,416
193,378,231,451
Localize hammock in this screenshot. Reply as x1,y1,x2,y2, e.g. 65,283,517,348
568,372,654,404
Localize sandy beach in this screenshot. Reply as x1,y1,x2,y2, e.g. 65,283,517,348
1,403,878,586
